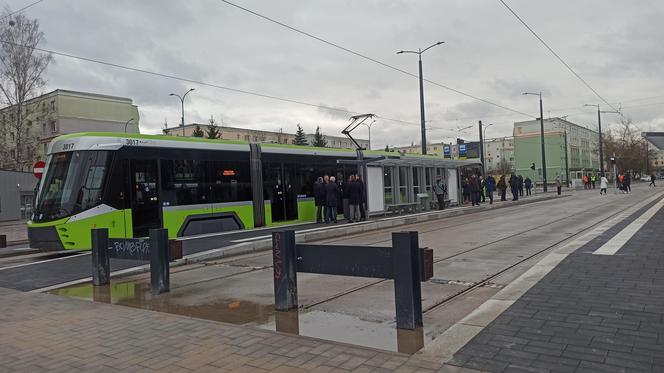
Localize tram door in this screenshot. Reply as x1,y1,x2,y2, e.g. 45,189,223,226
130,160,161,237
264,161,298,223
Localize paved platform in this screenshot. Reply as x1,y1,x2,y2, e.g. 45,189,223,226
0,287,461,373
449,196,664,372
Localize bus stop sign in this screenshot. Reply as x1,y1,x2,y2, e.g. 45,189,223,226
33,161,45,179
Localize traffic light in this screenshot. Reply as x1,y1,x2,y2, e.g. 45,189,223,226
530,162,536,170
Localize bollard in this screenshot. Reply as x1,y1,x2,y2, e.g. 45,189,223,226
272,230,298,311
91,228,110,286
149,228,170,295
392,231,423,330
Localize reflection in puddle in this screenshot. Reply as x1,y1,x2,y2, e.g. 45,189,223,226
52,281,427,354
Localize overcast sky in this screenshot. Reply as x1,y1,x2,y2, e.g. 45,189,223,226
10,0,664,148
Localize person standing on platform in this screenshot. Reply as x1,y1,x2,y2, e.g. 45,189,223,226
434,175,448,210
498,175,507,202
518,175,524,197
600,175,608,195
591,174,597,189
509,174,519,201
479,175,486,203
486,175,496,204
524,177,532,196
324,176,339,223
650,174,657,188
348,175,361,223
469,174,480,206
556,176,562,196
313,177,326,223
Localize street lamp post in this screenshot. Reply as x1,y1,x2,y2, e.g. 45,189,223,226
169,88,195,136
397,41,444,155
124,118,134,133
585,104,620,176
479,121,493,177
523,92,547,192
361,119,376,150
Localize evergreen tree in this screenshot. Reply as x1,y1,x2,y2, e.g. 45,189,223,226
294,124,308,146
205,115,221,139
384,145,389,152
192,125,204,137
311,126,327,147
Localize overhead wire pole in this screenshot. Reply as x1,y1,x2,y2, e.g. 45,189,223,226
397,42,444,155
524,92,547,192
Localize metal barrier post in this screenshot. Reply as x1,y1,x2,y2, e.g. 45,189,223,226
149,228,170,295
392,231,423,330
91,228,110,286
272,230,298,311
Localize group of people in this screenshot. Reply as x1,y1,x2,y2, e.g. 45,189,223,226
461,174,534,206
313,174,366,224
616,173,632,194
582,174,598,189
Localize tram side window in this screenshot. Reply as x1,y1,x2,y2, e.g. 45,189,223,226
161,160,209,206
78,152,112,210
211,160,252,203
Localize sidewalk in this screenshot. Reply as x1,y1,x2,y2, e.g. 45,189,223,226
449,196,664,372
0,220,28,245
0,287,459,372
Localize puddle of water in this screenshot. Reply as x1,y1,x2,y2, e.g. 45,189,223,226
52,281,427,354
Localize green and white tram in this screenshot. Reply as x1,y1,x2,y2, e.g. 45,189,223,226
28,132,477,251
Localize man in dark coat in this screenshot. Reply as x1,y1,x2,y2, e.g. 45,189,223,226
348,175,362,223
356,175,367,220
524,177,532,196
469,175,480,206
510,174,519,201
324,176,339,223
497,175,507,202
485,175,496,204
517,175,524,197
313,176,326,223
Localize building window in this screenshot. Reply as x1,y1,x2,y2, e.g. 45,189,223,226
50,120,57,133
51,100,56,111
10,132,14,141
42,122,47,134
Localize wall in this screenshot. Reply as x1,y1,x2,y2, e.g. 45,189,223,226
0,170,37,221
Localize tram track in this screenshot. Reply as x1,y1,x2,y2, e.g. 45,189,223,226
302,190,664,312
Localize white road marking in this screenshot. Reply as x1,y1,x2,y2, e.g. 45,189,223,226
0,252,88,271
593,197,664,255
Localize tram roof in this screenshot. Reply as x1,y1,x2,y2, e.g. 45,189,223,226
49,132,481,168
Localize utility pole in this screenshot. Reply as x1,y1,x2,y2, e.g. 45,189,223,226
563,127,570,188
586,104,620,176
524,92,547,192
169,88,195,136
397,41,444,155
478,120,485,178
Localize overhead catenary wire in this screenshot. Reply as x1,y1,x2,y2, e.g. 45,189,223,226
497,0,625,119
0,0,46,22
0,39,426,128
218,0,535,119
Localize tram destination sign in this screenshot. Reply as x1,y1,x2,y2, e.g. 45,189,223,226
107,237,183,261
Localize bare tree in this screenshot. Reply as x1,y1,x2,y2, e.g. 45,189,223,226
603,118,656,175
0,10,52,170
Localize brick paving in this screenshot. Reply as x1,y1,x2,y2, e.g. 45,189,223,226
0,287,472,372
450,199,664,372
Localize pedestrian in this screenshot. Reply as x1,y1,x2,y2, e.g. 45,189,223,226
434,175,448,210
582,174,589,189
462,178,470,204
509,174,519,201
348,175,361,223
649,173,656,188
624,173,631,193
617,173,625,193
313,176,326,223
591,174,597,189
524,177,532,196
600,175,608,195
342,176,351,220
498,175,507,201
479,175,486,203
469,174,480,206
356,175,367,220
485,175,496,204
324,176,339,223
518,175,524,197
556,176,562,196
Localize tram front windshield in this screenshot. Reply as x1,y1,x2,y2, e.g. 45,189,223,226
33,151,112,222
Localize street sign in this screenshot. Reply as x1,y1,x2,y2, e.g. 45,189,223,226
443,145,451,158
33,161,45,179
459,144,467,157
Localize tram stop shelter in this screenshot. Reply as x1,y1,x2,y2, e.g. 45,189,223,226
364,157,481,214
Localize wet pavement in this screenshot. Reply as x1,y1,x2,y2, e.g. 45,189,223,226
50,186,664,358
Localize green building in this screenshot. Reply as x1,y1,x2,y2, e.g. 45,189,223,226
0,89,139,171
514,118,599,185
